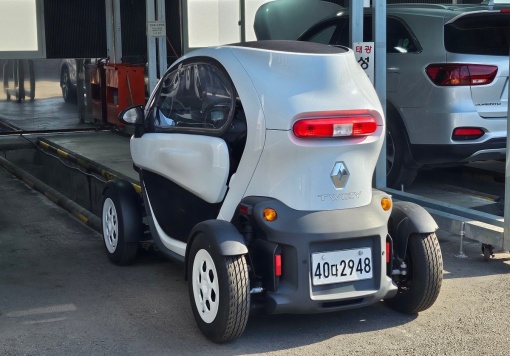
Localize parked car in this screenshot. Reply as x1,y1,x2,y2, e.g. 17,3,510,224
102,41,442,343
258,2,510,188
60,59,78,102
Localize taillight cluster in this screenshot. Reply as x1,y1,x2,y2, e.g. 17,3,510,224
425,64,497,86
293,112,378,138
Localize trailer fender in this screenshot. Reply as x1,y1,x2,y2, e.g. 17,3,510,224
102,179,142,243
389,201,438,259
185,220,248,280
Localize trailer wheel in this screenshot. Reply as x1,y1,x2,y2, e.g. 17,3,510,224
188,234,250,343
386,232,443,314
101,188,139,265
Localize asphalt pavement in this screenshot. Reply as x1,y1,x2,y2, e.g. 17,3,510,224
1,166,510,356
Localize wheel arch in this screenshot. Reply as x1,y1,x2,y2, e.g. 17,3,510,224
388,201,438,259
185,219,248,281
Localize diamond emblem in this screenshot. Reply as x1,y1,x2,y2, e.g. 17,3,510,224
330,161,349,189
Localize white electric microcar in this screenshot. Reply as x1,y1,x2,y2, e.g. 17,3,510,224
101,41,443,343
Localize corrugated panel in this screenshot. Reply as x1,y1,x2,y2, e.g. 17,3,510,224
44,0,107,59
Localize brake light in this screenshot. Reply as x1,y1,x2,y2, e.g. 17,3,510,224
452,127,484,140
293,115,377,138
425,64,497,86
501,9,510,13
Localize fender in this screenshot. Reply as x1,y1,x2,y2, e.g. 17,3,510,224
102,179,143,243
389,201,438,259
185,219,248,280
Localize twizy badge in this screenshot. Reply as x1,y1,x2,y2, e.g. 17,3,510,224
318,192,362,201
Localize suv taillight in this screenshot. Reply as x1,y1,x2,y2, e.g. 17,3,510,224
425,64,497,86
293,113,377,138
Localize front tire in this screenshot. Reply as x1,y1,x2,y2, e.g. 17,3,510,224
188,234,250,343
61,67,76,103
386,233,443,314
101,187,141,265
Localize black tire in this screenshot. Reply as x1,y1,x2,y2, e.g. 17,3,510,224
386,118,418,189
386,233,443,314
61,67,76,103
101,187,142,265
188,233,250,343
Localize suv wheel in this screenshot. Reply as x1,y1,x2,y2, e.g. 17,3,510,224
386,118,418,189
60,66,76,103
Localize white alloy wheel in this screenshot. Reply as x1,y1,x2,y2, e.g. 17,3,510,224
192,249,220,323
102,197,119,253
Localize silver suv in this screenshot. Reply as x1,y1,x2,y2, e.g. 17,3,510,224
297,3,509,187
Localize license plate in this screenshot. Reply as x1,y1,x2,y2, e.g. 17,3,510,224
311,248,373,286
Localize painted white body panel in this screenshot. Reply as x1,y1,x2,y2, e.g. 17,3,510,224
244,128,383,211
130,133,229,204
140,45,385,219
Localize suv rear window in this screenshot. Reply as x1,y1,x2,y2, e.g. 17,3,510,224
444,13,510,56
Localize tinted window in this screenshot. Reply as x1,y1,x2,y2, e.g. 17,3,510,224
305,16,420,54
445,15,510,56
150,62,234,133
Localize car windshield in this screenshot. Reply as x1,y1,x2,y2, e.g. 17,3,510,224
444,13,510,56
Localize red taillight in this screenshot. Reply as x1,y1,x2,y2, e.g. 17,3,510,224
501,9,510,13
386,242,390,264
452,127,484,140
425,64,497,86
293,115,377,138
275,254,282,277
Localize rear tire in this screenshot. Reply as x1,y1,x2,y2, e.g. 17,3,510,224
386,118,418,189
386,233,443,314
101,187,141,265
188,233,250,343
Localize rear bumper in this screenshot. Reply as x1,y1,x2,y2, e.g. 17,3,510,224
410,138,506,165
239,190,397,315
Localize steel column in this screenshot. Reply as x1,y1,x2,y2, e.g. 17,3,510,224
147,0,158,94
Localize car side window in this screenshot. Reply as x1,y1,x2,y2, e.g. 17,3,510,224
149,62,234,134
307,23,338,45
387,18,420,54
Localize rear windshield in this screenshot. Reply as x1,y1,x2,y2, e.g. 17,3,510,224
444,13,510,56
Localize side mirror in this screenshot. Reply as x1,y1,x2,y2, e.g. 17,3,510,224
119,105,144,125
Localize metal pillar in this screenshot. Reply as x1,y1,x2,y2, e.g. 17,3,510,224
349,0,364,48
146,0,158,94
157,0,168,77
504,42,510,251
105,0,122,63
373,0,387,188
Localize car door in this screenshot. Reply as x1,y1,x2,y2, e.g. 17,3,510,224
131,60,236,247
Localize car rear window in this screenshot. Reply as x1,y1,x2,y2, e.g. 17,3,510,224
444,13,510,56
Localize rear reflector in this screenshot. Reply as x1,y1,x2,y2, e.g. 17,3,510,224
293,116,377,138
386,242,390,264
425,64,497,86
275,254,282,277
452,127,484,140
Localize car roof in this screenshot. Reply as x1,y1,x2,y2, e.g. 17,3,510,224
323,3,510,22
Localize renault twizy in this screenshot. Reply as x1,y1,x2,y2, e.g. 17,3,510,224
101,41,443,343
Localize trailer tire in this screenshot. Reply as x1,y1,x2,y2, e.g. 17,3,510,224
386,232,443,314
188,233,249,343
101,188,139,265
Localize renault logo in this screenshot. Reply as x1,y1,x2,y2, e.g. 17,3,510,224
330,161,349,189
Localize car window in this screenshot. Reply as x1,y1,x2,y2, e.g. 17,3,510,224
307,16,420,54
149,61,234,134
444,15,510,56
387,18,420,54
307,23,338,45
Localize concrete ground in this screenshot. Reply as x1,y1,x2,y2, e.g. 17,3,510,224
1,166,510,356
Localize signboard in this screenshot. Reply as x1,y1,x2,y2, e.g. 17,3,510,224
353,42,374,85
0,0,46,59
147,21,167,37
